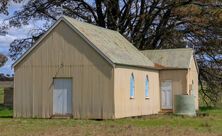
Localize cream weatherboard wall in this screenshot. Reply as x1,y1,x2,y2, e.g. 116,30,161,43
188,57,199,110
114,66,160,118
14,21,114,119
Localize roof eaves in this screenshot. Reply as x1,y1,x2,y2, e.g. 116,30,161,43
115,63,157,70
158,67,188,70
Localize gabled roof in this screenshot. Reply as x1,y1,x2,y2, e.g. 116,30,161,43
141,48,195,69
13,16,154,68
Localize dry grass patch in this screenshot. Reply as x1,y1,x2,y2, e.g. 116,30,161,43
0,120,220,136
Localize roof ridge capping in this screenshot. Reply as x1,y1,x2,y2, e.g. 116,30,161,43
62,16,119,34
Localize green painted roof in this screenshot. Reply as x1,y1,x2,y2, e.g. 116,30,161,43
141,48,194,69
64,16,154,68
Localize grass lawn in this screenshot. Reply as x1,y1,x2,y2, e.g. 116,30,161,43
0,104,13,118
0,107,222,136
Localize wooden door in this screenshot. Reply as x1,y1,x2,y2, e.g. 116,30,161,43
53,78,72,115
161,80,172,109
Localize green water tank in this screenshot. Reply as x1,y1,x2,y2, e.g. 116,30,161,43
174,95,196,116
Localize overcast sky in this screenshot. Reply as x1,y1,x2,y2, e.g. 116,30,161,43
0,1,43,75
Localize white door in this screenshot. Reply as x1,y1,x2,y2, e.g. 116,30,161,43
161,80,173,109
53,78,72,115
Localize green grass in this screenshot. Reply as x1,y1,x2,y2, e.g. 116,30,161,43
0,104,13,117
0,107,222,136
0,87,13,118
0,87,4,103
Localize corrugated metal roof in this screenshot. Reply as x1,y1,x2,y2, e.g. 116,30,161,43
64,16,154,68
141,48,193,69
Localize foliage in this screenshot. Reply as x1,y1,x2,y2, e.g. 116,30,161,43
1,0,222,105
0,53,7,67
0,73,14,81
0,0,22,35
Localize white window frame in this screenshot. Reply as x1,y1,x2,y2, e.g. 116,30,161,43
145,75,150,99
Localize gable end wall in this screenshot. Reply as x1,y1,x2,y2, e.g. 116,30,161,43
14,21,114,119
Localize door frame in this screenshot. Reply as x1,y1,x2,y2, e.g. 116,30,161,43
52,77,73,117
160,80,173,110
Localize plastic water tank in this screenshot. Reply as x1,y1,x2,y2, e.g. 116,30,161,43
175,95,196,116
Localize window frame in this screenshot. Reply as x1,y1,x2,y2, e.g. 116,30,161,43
130,73,135,99
145,75,150,99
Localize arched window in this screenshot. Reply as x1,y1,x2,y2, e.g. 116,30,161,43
130,73,135,98
145,75,149,98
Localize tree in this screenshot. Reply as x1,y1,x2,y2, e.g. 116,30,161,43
0,0,22,35
0,0,22,15
1,0,222,105
0,53,10,80
0,53,7,67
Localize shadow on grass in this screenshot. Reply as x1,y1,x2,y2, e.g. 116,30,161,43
0,104,12,109
0,104,13,118
199,106,222,112
197,106,222,117
0,115,13,118
199,106,214,111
